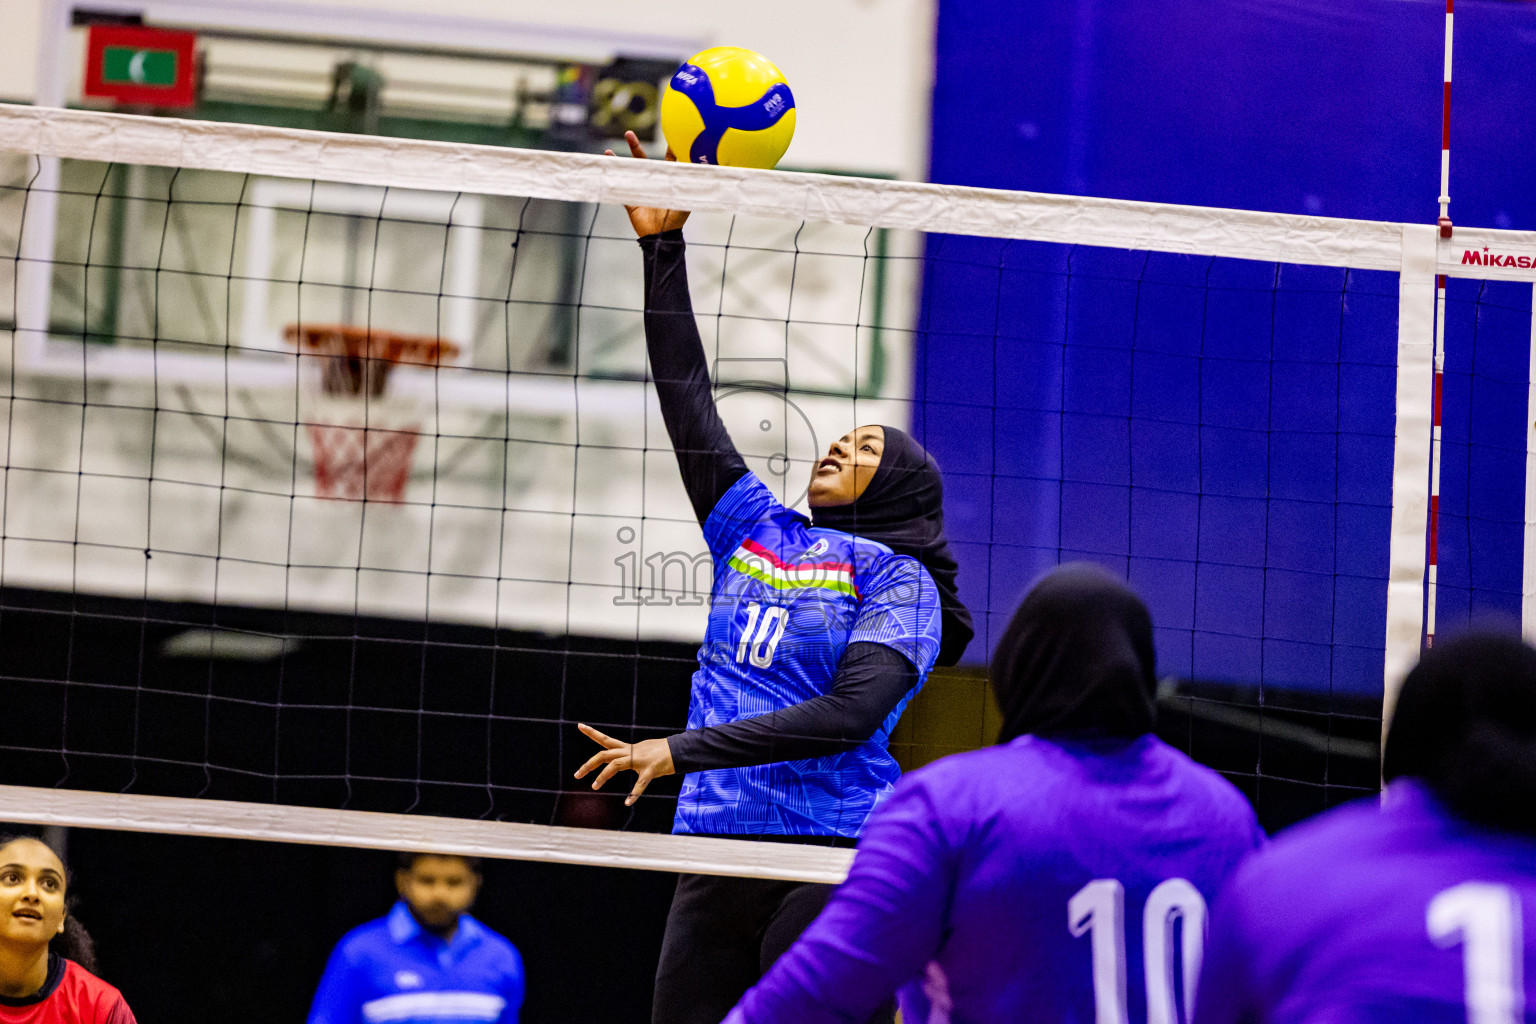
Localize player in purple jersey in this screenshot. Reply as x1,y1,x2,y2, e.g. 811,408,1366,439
1195,631,1536,1024
724,563,1265,1024
575,131,972,1024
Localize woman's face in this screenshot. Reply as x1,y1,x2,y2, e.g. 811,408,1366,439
808,425,884,508
0,840,65,952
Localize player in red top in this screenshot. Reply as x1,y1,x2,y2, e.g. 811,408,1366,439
0,837,134,1024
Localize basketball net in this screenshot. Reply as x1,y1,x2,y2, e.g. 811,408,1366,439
285,324,459,504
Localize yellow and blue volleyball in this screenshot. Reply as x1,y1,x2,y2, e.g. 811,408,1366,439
659,47,796,170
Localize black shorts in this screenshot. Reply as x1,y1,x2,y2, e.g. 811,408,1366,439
651,872,894,1024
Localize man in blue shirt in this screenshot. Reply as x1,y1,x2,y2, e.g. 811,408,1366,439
307,853,523,1024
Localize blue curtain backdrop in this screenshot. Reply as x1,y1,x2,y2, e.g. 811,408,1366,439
922,0,1536,694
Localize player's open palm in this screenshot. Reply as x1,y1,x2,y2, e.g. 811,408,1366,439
605,130,691,237
575,722,676,806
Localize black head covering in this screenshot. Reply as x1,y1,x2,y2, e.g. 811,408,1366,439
1383,630,1536,836
811,426,973,666
991,563,1157,743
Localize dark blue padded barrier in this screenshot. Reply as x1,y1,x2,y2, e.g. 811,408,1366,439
913,237,1397,698
922,0,1536,693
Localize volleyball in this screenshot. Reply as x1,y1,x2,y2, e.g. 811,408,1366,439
659,47,796,169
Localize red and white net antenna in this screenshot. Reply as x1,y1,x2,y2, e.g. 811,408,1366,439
1438,0,1454,239
1426,275,1448,642
1427,0,1453,648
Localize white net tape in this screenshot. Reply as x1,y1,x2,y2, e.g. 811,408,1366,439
0,103,1426,267
0,785,854,882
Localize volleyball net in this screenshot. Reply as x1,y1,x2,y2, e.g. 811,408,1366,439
1,103,1531,877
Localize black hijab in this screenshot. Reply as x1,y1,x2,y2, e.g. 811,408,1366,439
991,563,1157,743
1384,630,1536,836
811,426,973,666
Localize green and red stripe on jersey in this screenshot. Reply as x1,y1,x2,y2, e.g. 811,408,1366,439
727,538,859,597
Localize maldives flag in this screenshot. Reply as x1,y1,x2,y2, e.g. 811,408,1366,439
83,25,198,108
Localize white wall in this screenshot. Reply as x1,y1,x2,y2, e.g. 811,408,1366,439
7,0,937,180
0,2,46,105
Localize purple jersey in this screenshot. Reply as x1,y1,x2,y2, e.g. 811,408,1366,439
1196,778,1536,1024
724,733,1264,1024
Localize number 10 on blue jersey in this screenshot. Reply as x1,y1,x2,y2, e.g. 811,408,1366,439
737,602,789,668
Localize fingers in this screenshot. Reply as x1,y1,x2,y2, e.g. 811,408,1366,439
574,746,622,780
571,725,665,803
578,722,621,748
625,130,647,160
663,147,677,163
627,770,656,807
592,755,629,791
574,723,625,782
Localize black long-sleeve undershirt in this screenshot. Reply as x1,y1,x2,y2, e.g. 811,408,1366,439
640,229,748,525
667,642,918,773
639,230,919,774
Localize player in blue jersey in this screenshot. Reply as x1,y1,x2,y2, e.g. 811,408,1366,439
307,853,523,1024
1195,630,1536,1024
723,563,1265,1024
579,132,972,1024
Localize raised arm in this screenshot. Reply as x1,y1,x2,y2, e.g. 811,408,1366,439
640,228,748,523
609,130,747,524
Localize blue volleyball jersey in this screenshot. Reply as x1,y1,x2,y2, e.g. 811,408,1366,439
676,472,944,838
307,903,523,1024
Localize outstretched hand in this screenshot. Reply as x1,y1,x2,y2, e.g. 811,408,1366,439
605,130,691,238
574,722,676,806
